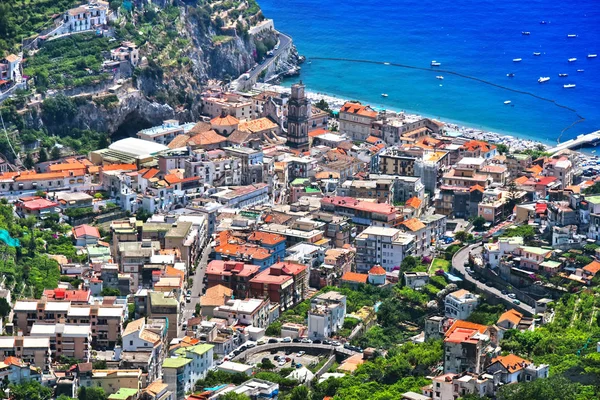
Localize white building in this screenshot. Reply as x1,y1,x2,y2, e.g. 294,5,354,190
355,226,415,273
137,120,195,145
307,292,347,340
444,289,480,320
213,298,271,328
163,343,214,399
60,1,108,34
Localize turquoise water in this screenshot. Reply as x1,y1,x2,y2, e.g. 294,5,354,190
259,0,600,144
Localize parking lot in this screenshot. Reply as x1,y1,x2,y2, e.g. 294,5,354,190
246,349,321,371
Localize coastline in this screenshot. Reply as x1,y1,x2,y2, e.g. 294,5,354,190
255,82,554,153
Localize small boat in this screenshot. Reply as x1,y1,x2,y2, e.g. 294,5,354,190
383,62,390,65
431,60,441,66
504,100,512,105
577,69,584,72
588,54,597,59
540,20,547,24
522,31,531,35
436,76,444,80
567,34,577,38
533,52,541,56
538,76,550,83
564,84,576,88
568,58,577,62
513,58,522,62
558,73,568,77
506,73,515,77
381,93,388,97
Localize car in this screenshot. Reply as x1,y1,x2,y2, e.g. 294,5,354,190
233,349,241,356
501,290,507,295
331,341,341,346
301,338,312,344
278,360,286,366
273,355,280,361
322,339,332,345
508,293,516,299
268,338,278,344
513,300,521,305
246,341,256,348
187,289,192,295
257,340,266,346
282,337,292,343
292,338,301,343
296,351,305,356
313,339,322,344
343,343,352,350
186,295,191,303
480,279,487,285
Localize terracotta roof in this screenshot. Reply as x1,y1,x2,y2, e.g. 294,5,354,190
201,284,233,307
72,224,100,239
461,140,496,153
48,162,87,172
341,271,368,284
164,173,183,185
15,170,85,181
238,118,278,133
513,176,529,185
102,164,137,172
405,197,422,209
206,260,259,278
365,136,381,144
187,130,227,147
168,134,191,149
248,231,286,246
490,354,531,373
498,309,523,326
308,128,329,137
211,114,239,126
481,165,507,174
122,318,145,338
3,356,24,367
369,265,386,275
18,198,58,210
445,320,488,339
142,168,160,179
401,218,426,232
470,184,485,193
188,121,212,135
583,260,600,276
315,171,340,180
449,289,471,299
340,102,377,118
4,54,19,63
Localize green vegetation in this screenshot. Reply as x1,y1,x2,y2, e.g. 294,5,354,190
431,258,450,272
466,303,506,325
24,33,116,92
9,380,53,400
78,387,107,400
515,148,551,160
501,224,535,243
496,375,595,400
212,35,234,45
0,0,80,54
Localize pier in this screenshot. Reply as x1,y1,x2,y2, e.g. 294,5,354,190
547,130,600,153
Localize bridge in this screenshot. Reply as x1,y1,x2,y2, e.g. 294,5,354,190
231,342,357,363
547,130,600,154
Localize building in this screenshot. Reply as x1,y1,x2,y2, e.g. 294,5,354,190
339,102,377,142
368,265,387,285
30,323,91,362
59,1,108,34
443,320,491,374
320,196,401,227
148,292,180,340
15,197,58,218
201,92,253,119
0,357,42,385
444,290,479,320
543,156,573,188
170,344,214,395
494,309,534,341
286,82,310,150
199,285,233,317
205,260,259,299
423,372,492,400
486,354,548,385
355,226,415,273
85,369,142,396
307,292,347,340
121,318,167,383
213,298,271,328
403,271,429,289
137,121,195,145
72,224,101,247
0,337,51,372
249,262,308,311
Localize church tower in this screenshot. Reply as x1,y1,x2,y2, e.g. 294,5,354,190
286,81,310,150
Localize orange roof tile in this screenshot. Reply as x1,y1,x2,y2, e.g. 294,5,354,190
405,197,422,209
309,128,329,137
365,136,381,144
513,176,529,185
142,168,160,179
164,173,183,185
461,140,497,153
369,265,386,275
168,134,191,149
210,114,239,126
72,224,100,239
248,231,286,246
238,118,278,133
498,309,523,326
187,130,227,147
401,218,426,232
490,354,531,373
48,162,87,172
583,260,600,276
445,320,488,338
102,163,137,172
341,271,368,284
340,102,377,118
470,184,485,193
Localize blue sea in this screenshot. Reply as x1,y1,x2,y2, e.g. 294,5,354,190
258,0,600,144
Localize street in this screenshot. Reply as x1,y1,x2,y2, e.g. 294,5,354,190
246,31,293,81
181,244,211,330
452,243,535,315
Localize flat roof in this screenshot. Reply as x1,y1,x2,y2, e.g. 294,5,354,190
162,357,192,369
109,137,168,157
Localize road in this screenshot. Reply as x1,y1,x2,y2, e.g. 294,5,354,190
452,243,535,316
232,342,357,362
181,245,211,329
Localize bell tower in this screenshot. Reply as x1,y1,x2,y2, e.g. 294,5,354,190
286,81,310,150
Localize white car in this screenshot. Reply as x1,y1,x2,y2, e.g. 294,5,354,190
508,293,517,299
278,359,286,366
331,341,341,346
296,351,305,356
281,337,292,343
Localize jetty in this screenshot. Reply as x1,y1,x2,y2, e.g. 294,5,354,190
547,130,600,154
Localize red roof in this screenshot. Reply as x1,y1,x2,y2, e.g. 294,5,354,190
341,271,368,284
369,265,386,275
206,260,260,278
321,196,397,216
250,262,306,285
536,176,557,186
340,102,377,118
535,203,548,214
248,231,286,246
72,224,100,239
43,289,90,302
18,198,58,211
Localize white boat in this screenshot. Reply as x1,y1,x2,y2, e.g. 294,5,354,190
522,31,531,35
533,52,541,56
381,93,388,97
588,54,598,59
568,58,577,62
436,76,444,80
507,73,515,77
540,21,547,24
567,34,577,38
558,73,568,77
504,100,512,105
577,69,584,72
564,84,576,88
383,62,390,65
431,60,441,66
538,77,550,83
513,58,522,62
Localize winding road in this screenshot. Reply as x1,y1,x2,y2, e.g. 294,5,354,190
452,243,535,316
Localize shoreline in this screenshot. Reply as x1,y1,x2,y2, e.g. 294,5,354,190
255,82,557,153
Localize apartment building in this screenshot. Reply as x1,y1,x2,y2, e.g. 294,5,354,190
213,298,271,328
163,344,214,400
444,290,480,320
83,369,142,396
205,260,260,299
338,102,377,142
137,120,195,145
444,321,491,374
30,323,91,362
320,196,400,227
355,226,415,273
148,292,180,340
249,262,308,311
0,337,51,372
307,292,347,340
121,318,167,383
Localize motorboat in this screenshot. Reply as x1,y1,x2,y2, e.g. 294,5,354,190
383,62,390,65
436,76,444,80
381,93,388,97
588,54,597,59
558,73,568,77
568,58,577,62
533,52,541,56
564,84,576,88
538,77,550,83
567,34,577,38
431,60,441,66
506,73,515,77
577,69,584,72
504,100,512,105
540,21,547,24
522,31,531,35
513,58,522,62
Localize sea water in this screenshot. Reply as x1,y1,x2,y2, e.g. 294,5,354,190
258,0,600,144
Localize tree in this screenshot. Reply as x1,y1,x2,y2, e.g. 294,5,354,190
101,288,120,297
496,375,580,400
289,386,309,400
9,380,52,400
259,357,275,370
266,321,281,336
23,153,34,169
496,143,509,154
219,393,251,400
78,387,106,400
454,231,469,243
472,216,486,231
51,146,61,160
400,256,417,272
38,148,48,163
0,298,10,318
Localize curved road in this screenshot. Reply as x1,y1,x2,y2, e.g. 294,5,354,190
232,342,356,362
246,31,292,81
452,243,535,316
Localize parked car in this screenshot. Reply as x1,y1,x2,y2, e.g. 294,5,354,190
297,351,305,356
501,290,507,295
322,339,332,345
313,339,322,344
301,338,312,344
508,293,516,299
513,299,521,305
268,338,278,344
282,337,292,343
331,341,341,346
292,338,301,343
